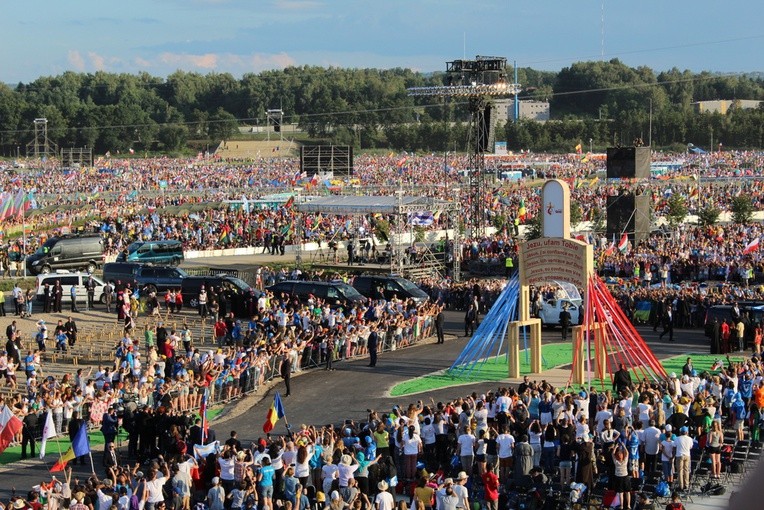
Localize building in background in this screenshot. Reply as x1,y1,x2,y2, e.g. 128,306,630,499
494,99,550,123
692,99,762,114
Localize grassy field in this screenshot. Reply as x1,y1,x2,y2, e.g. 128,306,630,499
390,348,747,397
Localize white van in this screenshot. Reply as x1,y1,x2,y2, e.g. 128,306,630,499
35,272,108,304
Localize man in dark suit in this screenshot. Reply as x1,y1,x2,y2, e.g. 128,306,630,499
659,307,674,342
21,409,39,459
225,431,242,451
189,418,203,446
103,441,120,480
435,305,445,344
682,357,694,377
612,363,633,393
559,305,572,341
5,320,16,343
367,324,379,367
280,356,292,396
43,283,51,313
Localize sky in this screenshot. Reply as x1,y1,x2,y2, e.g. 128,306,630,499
3,0,763,83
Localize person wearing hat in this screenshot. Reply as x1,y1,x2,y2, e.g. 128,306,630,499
452,472,470,510
11,499,27,510
70,492,88,510
207,476,225,510
673,426,693,492
659,425,675,485
435,479,459,510
374,480,394,510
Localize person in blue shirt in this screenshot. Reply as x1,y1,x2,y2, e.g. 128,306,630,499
258,456,276,510
69,285,79,313
739,372,754,405
624,424,641,478
732,394,748,441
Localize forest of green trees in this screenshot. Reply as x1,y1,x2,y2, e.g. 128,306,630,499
0,59,762,155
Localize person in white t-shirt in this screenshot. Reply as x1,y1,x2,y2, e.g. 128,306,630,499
495,427,515,483
594,406,613,434
457,431,476,477
659,425,675,483
374,481,395,510
673,426,694,491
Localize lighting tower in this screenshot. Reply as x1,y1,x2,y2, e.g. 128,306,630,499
408,56,520,236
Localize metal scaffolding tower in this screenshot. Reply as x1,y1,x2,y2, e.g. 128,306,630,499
26,118,58,159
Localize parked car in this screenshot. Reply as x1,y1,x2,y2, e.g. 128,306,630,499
351,275,429,304
180,275,259,317
102,262,188,294
115,239,184,266
267,280,366,306
26,234,104,275
35,271,108,304
538,298,582,328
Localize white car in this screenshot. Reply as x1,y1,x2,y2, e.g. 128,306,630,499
538,298,582,328
35,272,108,304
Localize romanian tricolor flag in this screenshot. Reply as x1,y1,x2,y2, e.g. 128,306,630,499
50,422,89,472
262,392,286,434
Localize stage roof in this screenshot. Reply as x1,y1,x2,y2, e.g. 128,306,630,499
295,195,456,215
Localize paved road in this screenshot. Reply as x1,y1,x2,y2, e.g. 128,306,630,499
0,302,714,500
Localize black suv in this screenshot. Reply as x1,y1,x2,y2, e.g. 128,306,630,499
351,275,429,304
102,262,188,294
267,280,366,306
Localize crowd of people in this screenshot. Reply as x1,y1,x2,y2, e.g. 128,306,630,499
5,347,763,510
0,150,762,265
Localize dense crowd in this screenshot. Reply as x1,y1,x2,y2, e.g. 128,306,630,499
5,348,764,510
0,150,762,263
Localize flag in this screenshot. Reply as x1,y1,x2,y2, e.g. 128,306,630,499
50,422,89,472
200,388,209,443
603,239,615,257
218,226,230,244
575,143,582,154
263,392,286,433
0,405,23,454
193,441,220,460
396,156,408,168
284,196,295,209
618,233,629,254
743,237,760,255
689,187,699,199
39,411,57,458
518,199,527,221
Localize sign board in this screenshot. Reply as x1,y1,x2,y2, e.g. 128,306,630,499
519,238,592,290
541,179,570,239
494,141,508,156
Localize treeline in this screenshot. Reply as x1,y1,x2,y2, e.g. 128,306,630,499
0,59,762,155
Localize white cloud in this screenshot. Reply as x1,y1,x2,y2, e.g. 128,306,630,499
88,52,106,71
67,50,86,71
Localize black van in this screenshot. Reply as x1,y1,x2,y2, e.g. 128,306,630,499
103,262,188,294
267,280,367,306
26,234,104,275
181,275,259,317
351,275,429,304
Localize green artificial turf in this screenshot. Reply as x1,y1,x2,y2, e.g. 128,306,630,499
391,343,575,397
390,349,750,397
0,407,223,466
